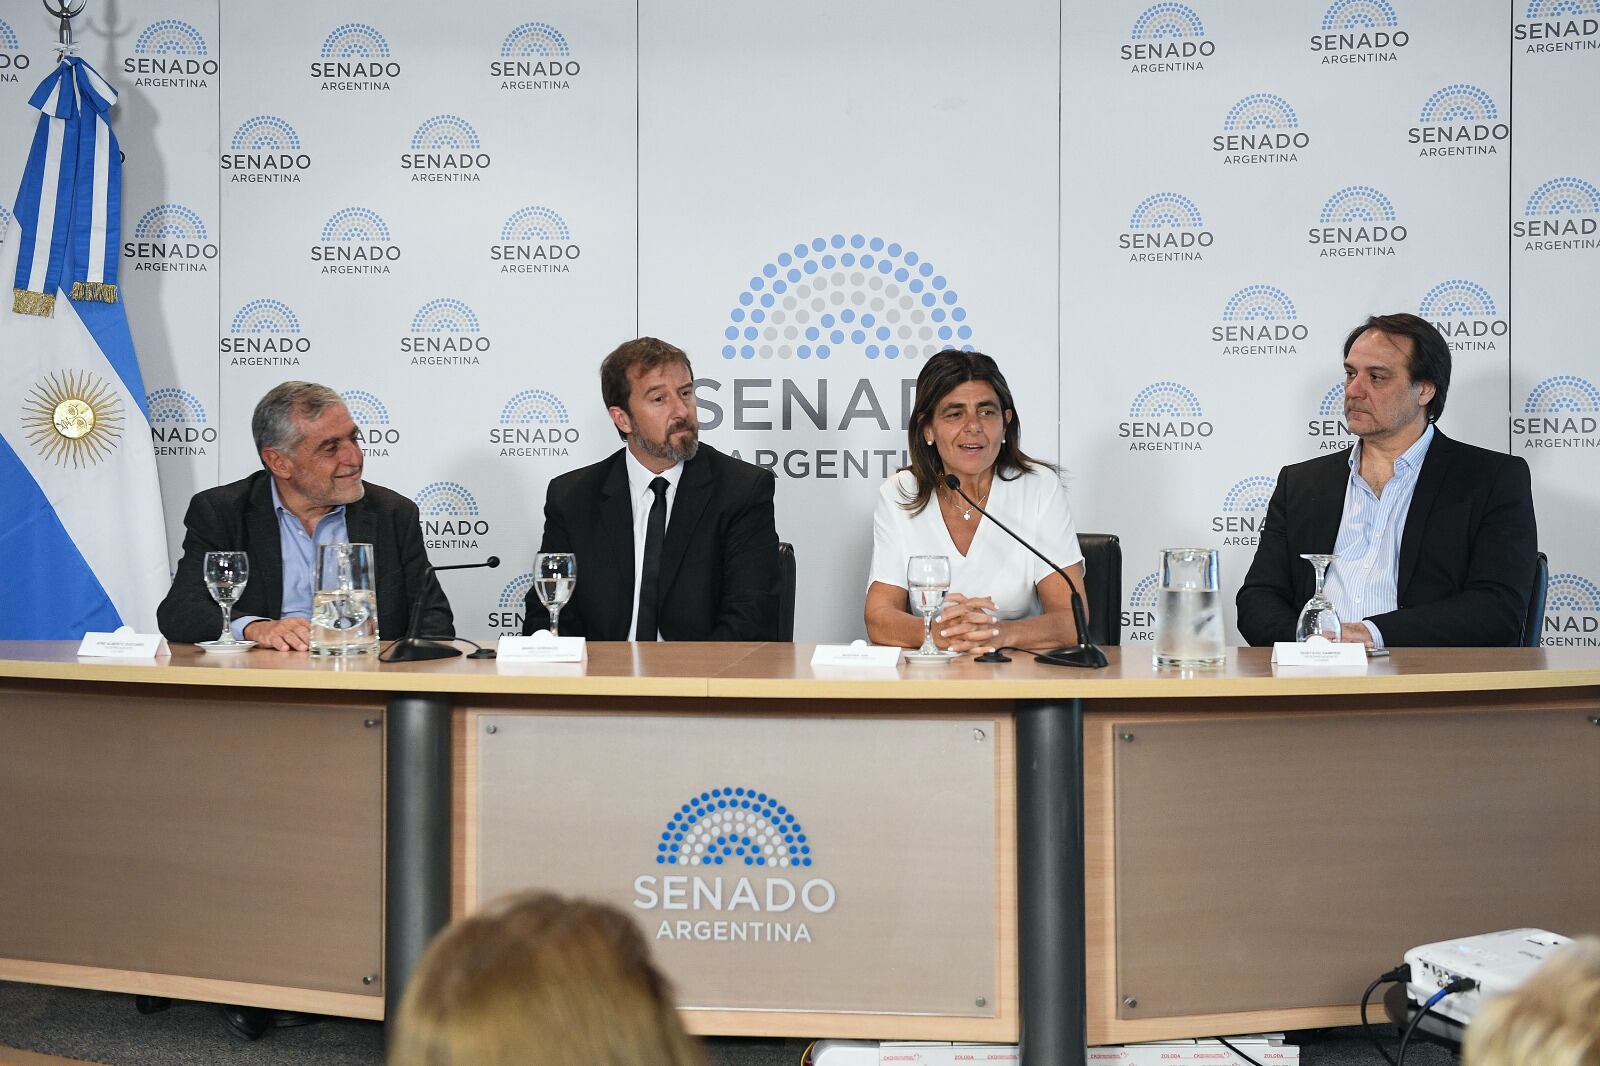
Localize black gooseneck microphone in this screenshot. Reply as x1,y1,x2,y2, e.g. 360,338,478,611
383,556,501,662
941,474,1108,669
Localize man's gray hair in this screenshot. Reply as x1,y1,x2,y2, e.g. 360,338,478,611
252,381,344,457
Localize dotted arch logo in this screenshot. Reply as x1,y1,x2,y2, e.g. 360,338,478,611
134,19,207,55
1322,185,1395,223
322,23,389,58
1312,185,1406,256
145,388,207,424
223,299,309,361
404,116,491,180
1320,381,1346,416
1309,381,1354,447
147,387,216,451
323,207,391,242
1420,279,1506,349
1526,375,1600,413
416,481,480,516
412,115,480,150
134,204,206,241
0,16,30,73
1419,84,1496,123
1122,572,1161,638
1524,0,1600,16
1132,3,1205,37
1122,3,1213,70
1224,93,1299,130
501,389,569,424
1513,376,1600,448
341,390,400,453
314,208,400,273
1130,192,1204,228
1224,284,1296,321
412,298,480,333
1122,194,1213,262
1215,93,1308,163
493,21,581,86
1516,177,1600,249
490,573,535,633
1130,381,1202,419
232,115,300,151
492,390,580,457
1544,572,1600,645
723,233,971,362
0,17,19,48
1222,475,1276,514
503,21,570,55
1411,85,1508,156
656,787,813,869
493,206,579,274
232,298,302,333
1323,0,1399,28
1213,285,1306,353
405,299,489,363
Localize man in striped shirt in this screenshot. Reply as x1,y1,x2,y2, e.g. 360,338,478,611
1236,313,1538,648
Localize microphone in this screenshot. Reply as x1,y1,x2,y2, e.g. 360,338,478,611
383,556,501,663
942,474,1108,669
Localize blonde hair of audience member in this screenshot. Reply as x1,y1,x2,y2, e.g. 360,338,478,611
1463,936,1600,1066
389,891,704,1066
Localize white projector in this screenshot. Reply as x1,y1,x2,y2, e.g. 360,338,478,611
1404,927,1572,1024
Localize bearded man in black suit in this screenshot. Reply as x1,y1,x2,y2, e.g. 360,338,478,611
1236,313,1537,648
522,337,779,641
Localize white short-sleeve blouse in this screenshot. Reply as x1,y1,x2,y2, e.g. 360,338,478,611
866,467,1083,620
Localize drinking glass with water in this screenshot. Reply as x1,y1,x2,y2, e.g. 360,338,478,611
1153,547,1226,666
534,552,577,636
906,555,952,657
203,551,249,644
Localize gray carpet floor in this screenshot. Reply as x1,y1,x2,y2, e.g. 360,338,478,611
0,982,1458,1066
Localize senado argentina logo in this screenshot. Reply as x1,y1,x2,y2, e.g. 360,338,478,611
491,21,580,90
1214,475,1276,546
1121,4,1214,74
416,481,489,551
1310,185,1406,258
1516,1,1600,56
1213,93,1307,165
1420,279,1507,352
490,388,579,459
313,23,399,90
634,786,833,945
1120,381,1212,453
1512,375,1600,450
491,206,579,274
1514,176,1600,252
146,387,216,455
1543,572,1600,646
1211,284,1307,355
404,298,489,367
1409,85,1508,157
340,389,400,456
1311,0,1409,64
720,233,971,361
223,116,310,184
1122,572,1160,641
126,19,216,87
0,17,32,81
490,572,535,635
223,299,309,367
1121,193,1213,263
1308,380,1355,449
125,204,217,272
403,115,491,182
313,207,401,275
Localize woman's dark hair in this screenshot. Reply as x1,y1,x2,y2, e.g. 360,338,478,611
899,349,1049,514
1343,313,1452,424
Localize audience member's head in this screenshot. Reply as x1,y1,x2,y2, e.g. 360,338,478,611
1463,936,1600,1066
389,891,704,1066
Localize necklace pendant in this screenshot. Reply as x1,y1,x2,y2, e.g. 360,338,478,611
962,509,972,521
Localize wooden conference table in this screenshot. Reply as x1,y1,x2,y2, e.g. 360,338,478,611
0,642,1595,1066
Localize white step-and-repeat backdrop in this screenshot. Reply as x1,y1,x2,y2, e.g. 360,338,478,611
1,0,1595,645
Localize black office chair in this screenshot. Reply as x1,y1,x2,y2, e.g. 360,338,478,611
776,541,796,642
1077,533,1122,647
1520,551,1548,648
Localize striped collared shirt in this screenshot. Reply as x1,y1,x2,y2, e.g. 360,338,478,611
1325,424,1435,648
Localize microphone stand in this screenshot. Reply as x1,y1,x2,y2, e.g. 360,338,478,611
942,474,1108,669
383,557,500,663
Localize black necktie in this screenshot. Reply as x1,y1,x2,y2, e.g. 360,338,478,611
635,476,668,641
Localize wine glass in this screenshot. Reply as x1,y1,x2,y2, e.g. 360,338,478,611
1296,553,1342,642
534,552,577,636
906,555,952,656
203,551,249,644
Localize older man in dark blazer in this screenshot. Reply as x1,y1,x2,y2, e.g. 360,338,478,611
1236,313,1537,648
523,337,778,641
158,382,451,649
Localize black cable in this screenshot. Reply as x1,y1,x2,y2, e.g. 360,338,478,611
377,635,491,662
1361,964,1411,1066
1397,978,1476,1066
1216,1034,1266,1066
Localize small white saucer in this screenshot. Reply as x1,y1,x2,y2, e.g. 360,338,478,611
197,639,256,654
903,650,959,664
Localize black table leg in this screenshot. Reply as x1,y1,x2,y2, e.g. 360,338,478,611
384,693,452,1025
1016,698,1086,1066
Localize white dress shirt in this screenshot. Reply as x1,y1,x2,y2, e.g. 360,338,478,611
624,448,684,641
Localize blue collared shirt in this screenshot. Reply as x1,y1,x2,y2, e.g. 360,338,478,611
1325,424,1435,648
231,480,350,639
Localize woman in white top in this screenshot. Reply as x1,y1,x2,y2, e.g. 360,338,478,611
865,350,1086,655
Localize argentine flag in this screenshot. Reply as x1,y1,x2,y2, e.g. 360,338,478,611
0,55,168,638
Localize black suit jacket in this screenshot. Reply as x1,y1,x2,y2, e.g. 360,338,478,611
1235,430,1537,647
157,470,453,643
522,444,779,640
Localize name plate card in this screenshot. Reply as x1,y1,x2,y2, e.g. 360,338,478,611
497,633,586,663
1271,639,1369,668
77,627,168,659
811,642,903,667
